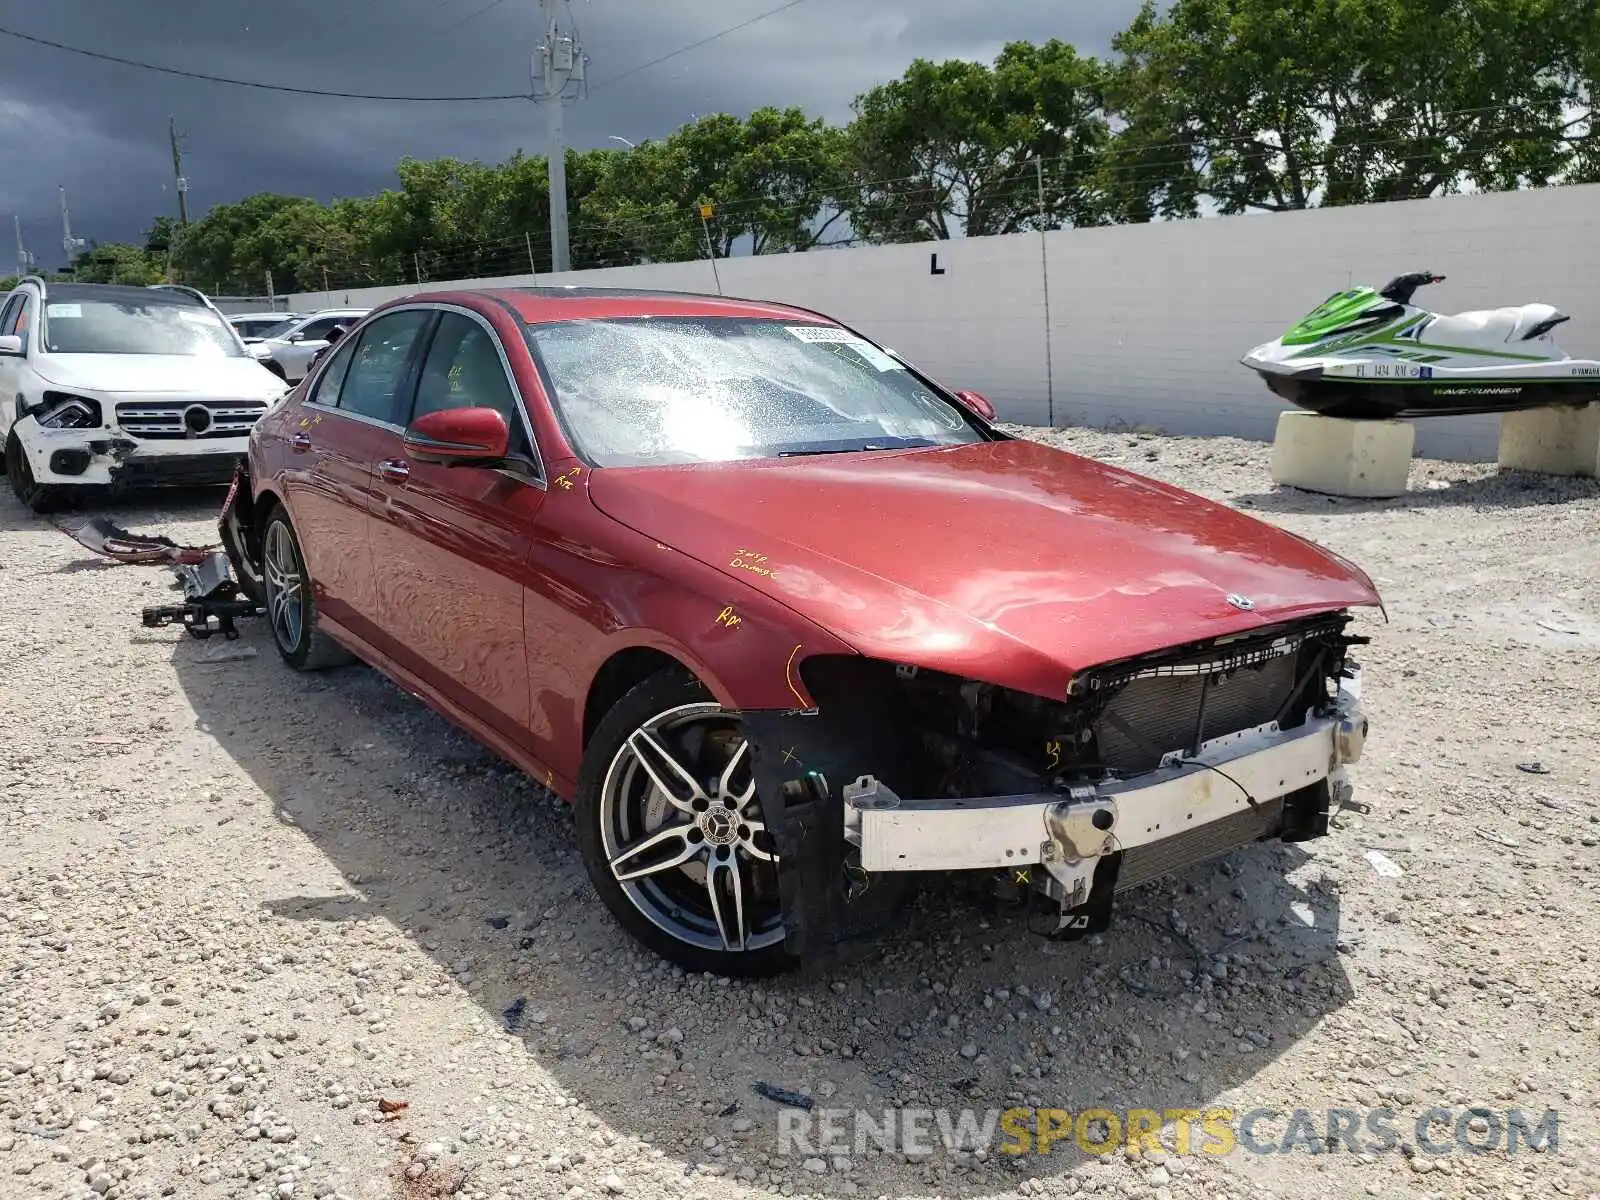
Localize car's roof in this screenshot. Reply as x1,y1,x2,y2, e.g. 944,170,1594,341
41,282,208,307
399,286,835,326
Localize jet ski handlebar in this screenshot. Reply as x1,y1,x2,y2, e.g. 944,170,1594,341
1378,271,1447,305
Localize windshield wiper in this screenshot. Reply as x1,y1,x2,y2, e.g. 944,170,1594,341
777,440,934,458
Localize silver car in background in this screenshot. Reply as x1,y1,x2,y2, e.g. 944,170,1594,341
249,308,369,382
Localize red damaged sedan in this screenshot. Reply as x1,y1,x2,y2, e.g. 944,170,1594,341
222,286,1378,976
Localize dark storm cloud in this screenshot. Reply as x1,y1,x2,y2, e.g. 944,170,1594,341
0,0,1146,262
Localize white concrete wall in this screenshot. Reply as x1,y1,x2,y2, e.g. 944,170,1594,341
287,182,1600,461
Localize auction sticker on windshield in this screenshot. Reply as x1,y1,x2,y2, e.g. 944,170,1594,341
46,303,82,318
784,325,902,372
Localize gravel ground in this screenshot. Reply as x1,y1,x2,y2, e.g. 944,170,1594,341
3,424,1599,1200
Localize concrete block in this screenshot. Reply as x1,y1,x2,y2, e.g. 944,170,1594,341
1269,411,1415,498
1497,403,1600,478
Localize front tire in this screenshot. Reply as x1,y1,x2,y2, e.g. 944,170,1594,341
260,505,355,671
575,668,798,977
5,431,67,514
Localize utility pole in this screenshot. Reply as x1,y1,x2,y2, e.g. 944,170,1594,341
14,216,36,278
533,0,586,274
59,186,87,268
169,116,190,227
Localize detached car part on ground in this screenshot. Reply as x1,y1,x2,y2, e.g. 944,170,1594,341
0,279,288,512
1242,270,1600,419
215,285,1380,977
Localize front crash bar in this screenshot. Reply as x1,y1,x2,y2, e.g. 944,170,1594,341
742,669,1365,960
840,709,1350,875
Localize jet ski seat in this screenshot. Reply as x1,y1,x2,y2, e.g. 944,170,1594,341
1424,303,1568,348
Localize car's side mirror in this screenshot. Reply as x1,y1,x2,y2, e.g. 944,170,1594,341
286,331,305,343
403,407,511,465
0,334,21,357
953,389,997,422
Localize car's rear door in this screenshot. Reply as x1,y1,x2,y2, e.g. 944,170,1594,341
366,306,545,744
285,309,432,645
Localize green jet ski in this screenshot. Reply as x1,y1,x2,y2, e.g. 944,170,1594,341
1242,272,1600,419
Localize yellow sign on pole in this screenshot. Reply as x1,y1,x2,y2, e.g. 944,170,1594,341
699,204,715,220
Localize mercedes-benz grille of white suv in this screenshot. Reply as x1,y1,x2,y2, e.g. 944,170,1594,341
0,280,288,512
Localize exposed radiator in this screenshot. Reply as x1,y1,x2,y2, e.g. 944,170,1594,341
1095,653,1299,773
1117,796,1285,893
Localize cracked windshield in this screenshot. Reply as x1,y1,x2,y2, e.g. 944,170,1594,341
525,316,985,465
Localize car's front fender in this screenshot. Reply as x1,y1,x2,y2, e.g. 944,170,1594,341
568,529,859,718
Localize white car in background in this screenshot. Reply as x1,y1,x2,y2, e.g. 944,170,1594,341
227,311,303,342
0,278,287,512
250,308,369,382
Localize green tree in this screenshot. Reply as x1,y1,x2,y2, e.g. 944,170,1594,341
1107,0,1582,215
65,242,166,285
840,41,1113,242
144,216,178,258
173,193,317,291
1553,0,1599,182
579,109,851,263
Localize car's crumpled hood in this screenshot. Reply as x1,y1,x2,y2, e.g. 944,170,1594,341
587,439,1381,699
35,353,285,398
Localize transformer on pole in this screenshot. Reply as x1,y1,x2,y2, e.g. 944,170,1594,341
59,186,87,267
14,216,36,278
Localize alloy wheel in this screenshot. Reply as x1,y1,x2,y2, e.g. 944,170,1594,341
598,702,784,954
262,520,305,653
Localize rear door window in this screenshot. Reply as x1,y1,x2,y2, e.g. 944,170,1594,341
333,310,431,425
308,337,358,408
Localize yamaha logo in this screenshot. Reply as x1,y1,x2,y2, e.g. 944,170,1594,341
1226,594,1255,611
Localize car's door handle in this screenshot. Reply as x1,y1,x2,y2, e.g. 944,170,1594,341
378,458,410,483
289,432,312,453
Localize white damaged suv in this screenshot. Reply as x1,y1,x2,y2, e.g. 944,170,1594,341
0,279,287,512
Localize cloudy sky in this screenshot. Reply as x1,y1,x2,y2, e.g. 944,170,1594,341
0,0,1147,268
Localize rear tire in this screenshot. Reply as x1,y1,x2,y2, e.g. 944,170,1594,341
260,504,355,671
575,667,799,977
5,431,67,514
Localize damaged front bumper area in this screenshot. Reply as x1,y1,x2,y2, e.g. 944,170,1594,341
20,425,247,488
742,615,1370,961
840,681,1364,934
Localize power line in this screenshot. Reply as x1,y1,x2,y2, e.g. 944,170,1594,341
0,3,813,102
589,0,811,91
0,23,531,101
443,0,514,31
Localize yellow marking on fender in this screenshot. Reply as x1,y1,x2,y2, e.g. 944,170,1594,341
784,644,807,710
730,547,773,576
